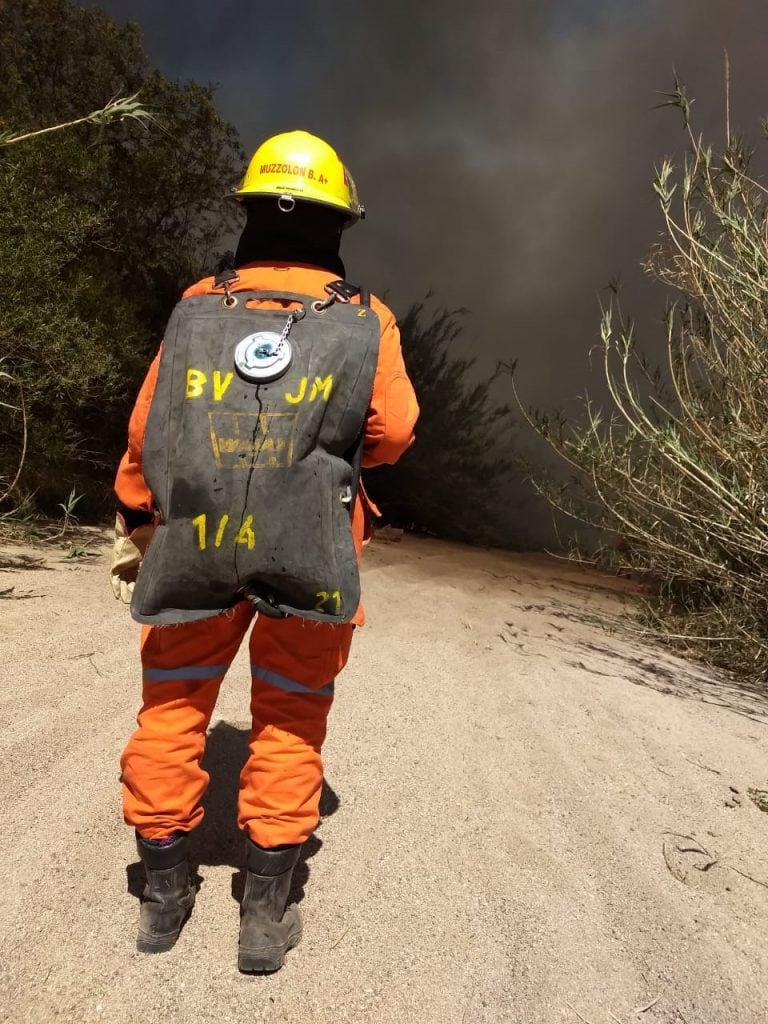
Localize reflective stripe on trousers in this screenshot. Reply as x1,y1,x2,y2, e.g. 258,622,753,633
120,603,354,846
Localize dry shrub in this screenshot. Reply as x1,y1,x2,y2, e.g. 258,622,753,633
521,78,768,682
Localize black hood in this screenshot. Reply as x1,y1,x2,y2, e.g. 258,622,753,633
234,197,347,278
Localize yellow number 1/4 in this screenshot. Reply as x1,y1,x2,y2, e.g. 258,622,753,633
192,513,254,551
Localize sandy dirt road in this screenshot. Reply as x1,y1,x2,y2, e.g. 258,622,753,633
0,532,767,1024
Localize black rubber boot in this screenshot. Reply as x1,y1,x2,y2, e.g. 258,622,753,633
135,833,196,953
238,838,302,973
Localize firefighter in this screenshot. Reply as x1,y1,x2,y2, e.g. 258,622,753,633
111,131,419,971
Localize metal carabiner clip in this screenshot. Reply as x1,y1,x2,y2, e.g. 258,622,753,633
312,279,361,314
213,265,241,308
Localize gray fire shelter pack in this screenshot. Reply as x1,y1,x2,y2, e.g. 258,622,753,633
130,288,380,625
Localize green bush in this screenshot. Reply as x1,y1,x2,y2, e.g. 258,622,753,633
0,0,242,514
365,301,520,547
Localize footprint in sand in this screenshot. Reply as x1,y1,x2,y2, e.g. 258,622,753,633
662,833,721,890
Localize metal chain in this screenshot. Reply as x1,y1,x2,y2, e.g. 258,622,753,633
271,305,305,358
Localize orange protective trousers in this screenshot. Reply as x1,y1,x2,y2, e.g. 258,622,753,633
121,603,353,847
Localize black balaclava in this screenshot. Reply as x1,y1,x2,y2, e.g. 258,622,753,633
234,197,347,277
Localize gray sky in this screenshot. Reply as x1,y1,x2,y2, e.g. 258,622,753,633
96,0,768,541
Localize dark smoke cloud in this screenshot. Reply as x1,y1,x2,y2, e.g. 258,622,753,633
95,0,768,541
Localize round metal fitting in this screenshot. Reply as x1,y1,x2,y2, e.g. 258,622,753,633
234,331,293,384
277,195,296,213
222,294,238,308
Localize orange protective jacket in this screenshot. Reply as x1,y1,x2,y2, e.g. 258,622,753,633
115,263,419,623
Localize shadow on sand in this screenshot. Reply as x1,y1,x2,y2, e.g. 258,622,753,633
567,638,768,725
126,719,340,907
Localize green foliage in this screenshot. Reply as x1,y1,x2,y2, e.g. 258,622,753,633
56,485,85,536
522,80,768,682
365,301,519,546
65,542,101,559
0,0,243,513
0,93,152,146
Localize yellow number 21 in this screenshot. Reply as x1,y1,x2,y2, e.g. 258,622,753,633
315,590,342,613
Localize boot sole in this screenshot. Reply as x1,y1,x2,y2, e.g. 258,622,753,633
238,931,301,974
136,933,179,954
136,901,195,954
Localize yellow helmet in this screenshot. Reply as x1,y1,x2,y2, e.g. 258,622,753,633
231,130,364,226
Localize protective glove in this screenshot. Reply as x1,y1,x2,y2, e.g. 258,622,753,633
110,513,155,603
